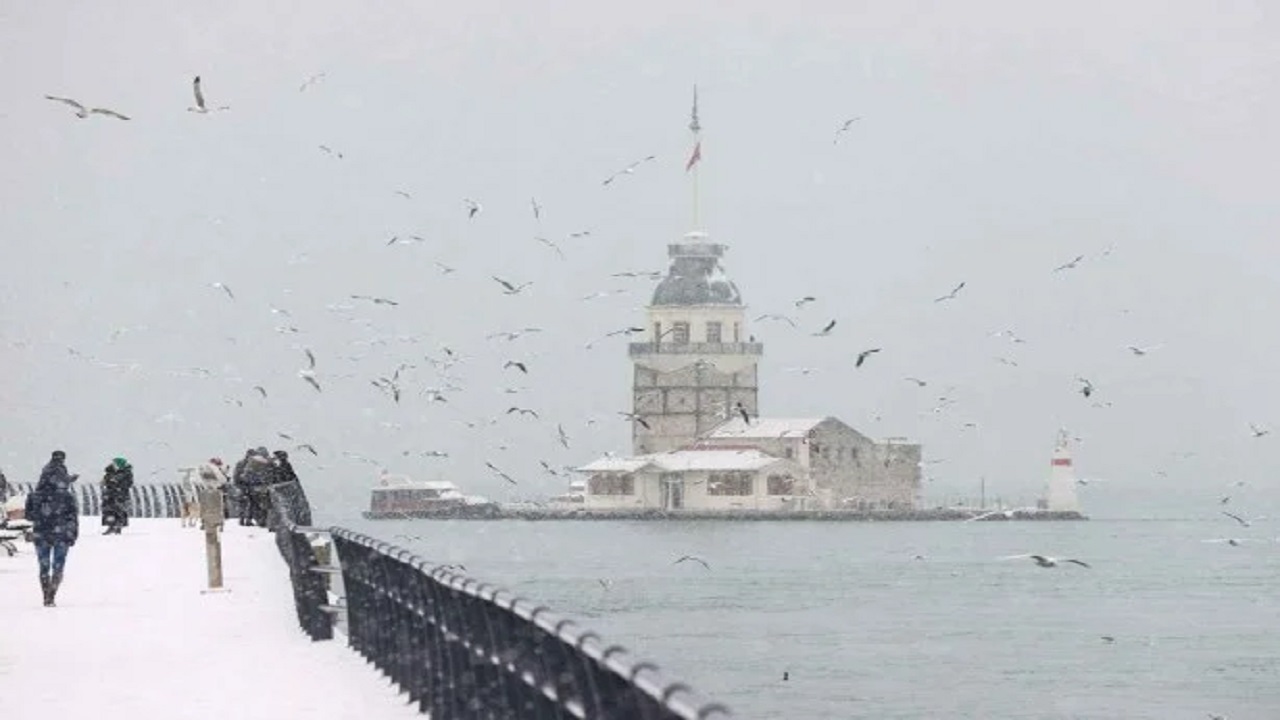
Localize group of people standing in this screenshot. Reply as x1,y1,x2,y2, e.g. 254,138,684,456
18,445,307,608
231,447,300,527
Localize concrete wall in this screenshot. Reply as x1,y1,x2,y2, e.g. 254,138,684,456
806,420,921,510
632,361,759,455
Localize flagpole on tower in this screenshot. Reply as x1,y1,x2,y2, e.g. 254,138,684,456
687,85,702,231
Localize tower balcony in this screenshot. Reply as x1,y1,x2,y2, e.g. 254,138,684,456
628,341,763,357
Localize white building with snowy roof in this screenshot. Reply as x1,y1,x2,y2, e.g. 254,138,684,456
576,448,812,511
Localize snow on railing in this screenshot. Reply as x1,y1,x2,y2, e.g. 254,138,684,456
7,481,199,519
265,482,734,719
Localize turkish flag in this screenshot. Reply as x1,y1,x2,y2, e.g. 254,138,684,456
685,142,702,172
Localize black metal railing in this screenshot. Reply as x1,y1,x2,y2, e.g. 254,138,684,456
264,485,733,719
267,481,331,642
7,481,195,519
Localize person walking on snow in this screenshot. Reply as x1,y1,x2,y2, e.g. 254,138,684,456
26,450,80,607
101,457,134,534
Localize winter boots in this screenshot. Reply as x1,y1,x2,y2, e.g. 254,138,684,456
39,572,63,607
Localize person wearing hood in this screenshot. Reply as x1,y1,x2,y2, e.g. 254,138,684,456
243,447,274,527
101,457,134,535
26,450,80,607
268,450,312,527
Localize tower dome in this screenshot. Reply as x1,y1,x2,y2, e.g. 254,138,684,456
650,232,743,307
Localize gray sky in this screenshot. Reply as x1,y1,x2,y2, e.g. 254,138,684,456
3,1,1278,519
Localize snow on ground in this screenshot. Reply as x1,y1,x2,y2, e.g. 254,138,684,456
0,519,420,720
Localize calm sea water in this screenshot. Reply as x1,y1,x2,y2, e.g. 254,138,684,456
339,516,1280,719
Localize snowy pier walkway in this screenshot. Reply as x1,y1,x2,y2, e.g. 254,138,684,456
0,519,418,720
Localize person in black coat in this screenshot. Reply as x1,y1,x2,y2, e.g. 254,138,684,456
232,449,255,526
243,447,274,527
101,457,134,534
268,450,312,527
26,450,80,607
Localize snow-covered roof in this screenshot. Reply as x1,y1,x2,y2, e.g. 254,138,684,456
647,448,787,472
373,475,459,491
706,417,827,439
576,457,654,473
578,448,791,474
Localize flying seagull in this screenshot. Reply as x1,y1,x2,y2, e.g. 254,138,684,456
295,443,318,456
794,296,817,308
1127,344,1162,356
934,282,966,303
464,198,482,219
299,372,321,392
905,377,927,387
602,155,657,185
755,314,798,327
812,320,837,337
252,385,267,399
556,423,570,449
187,76,229,114
492,277,532,295
44,95,130,120
530,197,542,220
503,360,528,374
1250,423,1270,438
350,294,399,306
535,236,566,259
1076,377,1095,398
674,555,711,570
304,348,316,370
619,411,651,430
506,406,539,418
299,72,326,92
1222,511,1262,528
210,282,234,300
1053,255,1085,272
1004,554,1091,569
484,461,518,485
487,328,543,341
855,348,881,368
832,117,861,144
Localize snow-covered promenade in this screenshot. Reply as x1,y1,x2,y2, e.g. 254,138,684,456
0,519,417,720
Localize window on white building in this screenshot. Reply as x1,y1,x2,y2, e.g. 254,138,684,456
672,322,690,345
766,475,796,495
589,474,635,495
707,472,753,496
706,321,722,344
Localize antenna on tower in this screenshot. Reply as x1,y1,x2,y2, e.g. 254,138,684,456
685,84,703,231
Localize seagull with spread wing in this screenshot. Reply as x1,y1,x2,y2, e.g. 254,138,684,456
855,348,881,368
674,555,711,570
934,282,966,303
187,76,229,114
1002,553,1091,569
492,277,532,295
1053,255,1085,272
44,95,130,120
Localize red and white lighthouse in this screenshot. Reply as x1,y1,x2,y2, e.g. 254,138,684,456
1044,429,1082,512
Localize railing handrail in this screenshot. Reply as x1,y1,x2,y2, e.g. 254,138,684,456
326,526,733,718
265,480,733,718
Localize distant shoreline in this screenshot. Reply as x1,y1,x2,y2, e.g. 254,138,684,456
361,508,1088,522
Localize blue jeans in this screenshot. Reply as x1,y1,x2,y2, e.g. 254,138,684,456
34,541,69,579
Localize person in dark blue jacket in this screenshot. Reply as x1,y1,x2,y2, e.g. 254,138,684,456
25,450,80,607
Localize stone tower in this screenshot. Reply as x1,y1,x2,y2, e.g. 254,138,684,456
1043,429,1082,512
628,232,763,454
